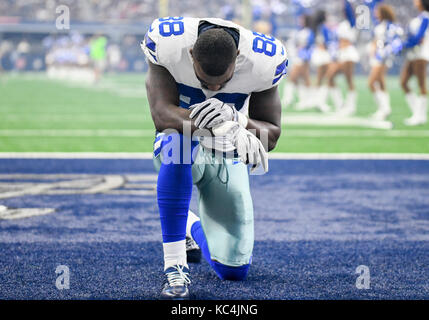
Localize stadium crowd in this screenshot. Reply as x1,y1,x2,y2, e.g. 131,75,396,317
0,0,427,125
0,0,419,25
0,0,243,24
0,0,421,69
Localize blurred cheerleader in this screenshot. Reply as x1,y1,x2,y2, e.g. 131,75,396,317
311,10,336,113
367,3,403,121
326,0,360,116
282,14,315,109
401,0,429,126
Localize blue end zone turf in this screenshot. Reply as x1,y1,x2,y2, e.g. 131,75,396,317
0,159,428,299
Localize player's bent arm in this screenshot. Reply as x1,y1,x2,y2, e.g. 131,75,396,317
145,61,198,133
247,86,282,152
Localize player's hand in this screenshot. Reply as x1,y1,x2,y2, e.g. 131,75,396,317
212,121,268,173
189,98,247,129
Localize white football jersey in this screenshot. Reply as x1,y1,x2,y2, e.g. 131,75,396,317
141,17,288,115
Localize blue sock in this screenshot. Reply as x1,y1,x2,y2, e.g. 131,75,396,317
157,133,198,243
190,220,212,262
191,221,250,281
157,162,193,243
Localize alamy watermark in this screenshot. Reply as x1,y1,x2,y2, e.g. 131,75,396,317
355,265,371,290
53,263,371,292
156,121,269,175
55,265,70,290
355,5,371,30
56,5,70,30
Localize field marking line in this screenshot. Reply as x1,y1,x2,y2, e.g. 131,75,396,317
0,114,151,123
282,113,393,129
4,73,147,98
0,173,157,200
0,129,155,137
0,207,55,220
64,82,147,98
1,129,429,138
269,153,429,160
0,152,428,160
279,129,429,137
0,152,154,159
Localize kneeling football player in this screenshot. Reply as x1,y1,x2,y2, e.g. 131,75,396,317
142,16,286,299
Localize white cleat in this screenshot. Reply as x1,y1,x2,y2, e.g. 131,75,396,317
160,264,191,300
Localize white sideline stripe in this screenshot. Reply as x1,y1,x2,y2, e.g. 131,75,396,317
0,129,155,137
16,74,148,98
1,114,150,122
282,130,429,137
269,153,429,160
0,153,154,159
62,82,147,98
2,129,429,138
282,114,393,130
0,152,429,160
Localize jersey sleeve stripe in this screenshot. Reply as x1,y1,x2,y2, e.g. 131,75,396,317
148,51,157,62
144,33,157,52
272,74,284,85
275,59,288,76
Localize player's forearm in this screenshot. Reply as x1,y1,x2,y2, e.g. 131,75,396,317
145,61,199,133
246,118,281,152
149,102,198,133
146,73,199,133
246,87,282,152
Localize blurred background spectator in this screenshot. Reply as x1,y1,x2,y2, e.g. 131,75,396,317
0,0,420,74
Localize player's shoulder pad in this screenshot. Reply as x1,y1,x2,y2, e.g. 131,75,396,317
141,17,197,66
242,29,288,89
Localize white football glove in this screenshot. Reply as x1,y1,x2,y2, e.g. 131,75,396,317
212,121,268,174
189,98,248,129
